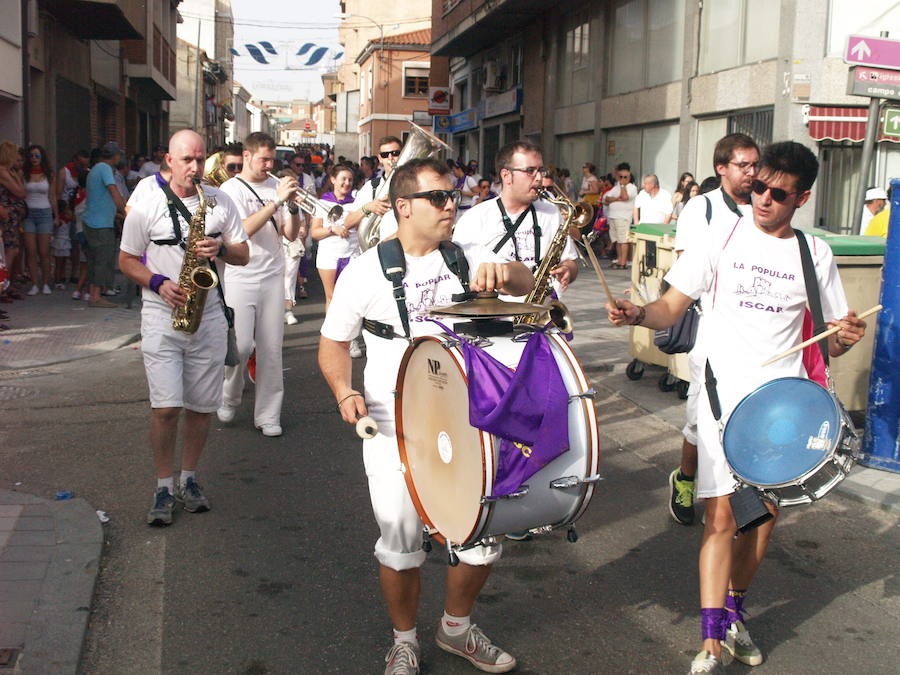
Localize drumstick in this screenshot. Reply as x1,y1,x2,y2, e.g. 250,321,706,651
760,304,882,366
581,235,616,307
356,416,379,440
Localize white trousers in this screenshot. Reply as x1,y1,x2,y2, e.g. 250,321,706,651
283,246,301,305
222,274,284,427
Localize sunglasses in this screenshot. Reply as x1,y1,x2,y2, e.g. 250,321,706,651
401,189,461,209
379,150,402,159
750,179,800,204
617,174,629,179
506,166,549,177
225,163,243,172
30,153,42,158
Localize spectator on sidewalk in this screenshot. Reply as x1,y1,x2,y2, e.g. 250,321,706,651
671,171,695,213
139,145,165,178
83,142,126,308
51,200,73,288
672,180,700,221
0,141,26,300
603,162,638,269
579,162,601,204
633,174,674,226
23,144,59,296
860,186,887,235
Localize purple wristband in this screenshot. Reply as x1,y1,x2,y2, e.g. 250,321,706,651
149,274,169,294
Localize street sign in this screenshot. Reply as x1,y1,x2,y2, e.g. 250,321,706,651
845,35,900,70
848,66,900,100
882,107,900,138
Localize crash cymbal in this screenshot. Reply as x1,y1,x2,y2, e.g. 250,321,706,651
428,292,547,318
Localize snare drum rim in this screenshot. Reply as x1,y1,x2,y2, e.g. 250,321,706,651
723,377,843,490
395,335,490,547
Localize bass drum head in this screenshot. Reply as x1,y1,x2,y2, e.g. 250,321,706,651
396,337,487,545
723,377,840,488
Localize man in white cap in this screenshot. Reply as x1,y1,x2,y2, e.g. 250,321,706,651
861,186,887,234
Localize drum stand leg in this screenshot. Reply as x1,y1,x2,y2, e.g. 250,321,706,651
421,528,433,553
567,526,579,543
446,539,460,567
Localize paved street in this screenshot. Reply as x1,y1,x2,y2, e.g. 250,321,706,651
0,266,898,674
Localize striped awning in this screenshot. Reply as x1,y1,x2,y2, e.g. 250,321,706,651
806,105,900,143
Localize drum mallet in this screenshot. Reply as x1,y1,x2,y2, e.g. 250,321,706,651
581,235,616,307
760,304,882,366
356,416,379,440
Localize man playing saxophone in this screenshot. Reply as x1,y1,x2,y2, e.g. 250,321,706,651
119,130,250,527
454,140,579,301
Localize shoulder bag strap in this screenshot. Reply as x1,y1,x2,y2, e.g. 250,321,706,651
493,200,531,258
794,228,829,366
236,177,279,232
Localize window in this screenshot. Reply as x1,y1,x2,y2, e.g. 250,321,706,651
606,123,680,192
403,66,429,97
510,43,523,87
828,0,900,56
368,65,373,101
454,80,467,112
557,10,592,106
699,0,779,74
609,0,685,95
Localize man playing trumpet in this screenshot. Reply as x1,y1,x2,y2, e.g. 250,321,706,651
217,132,302,437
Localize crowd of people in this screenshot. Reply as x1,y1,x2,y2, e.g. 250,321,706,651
0,124,878,675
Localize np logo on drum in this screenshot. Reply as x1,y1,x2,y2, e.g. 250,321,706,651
806,421,832,451
426,358,448,388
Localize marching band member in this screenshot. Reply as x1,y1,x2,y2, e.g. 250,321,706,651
343,135,402,242
454,140,578,301
318,158,532,674
217,132,301,438
118,130,249,526
606,141,866,674
310,164,357,309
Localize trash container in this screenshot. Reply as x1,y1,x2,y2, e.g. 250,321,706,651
625,223,690,393
799,229,885,411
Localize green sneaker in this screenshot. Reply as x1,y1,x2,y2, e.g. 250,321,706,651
435,623,515,673
725,620,764,666
147,487,175,527
689,650,725,673
383,641,420,675
175,477,210,513
669,469,695,525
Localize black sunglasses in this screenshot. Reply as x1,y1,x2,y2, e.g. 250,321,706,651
226,163,243,172
751,179,800,204
379,149,402,159
401,189,461,209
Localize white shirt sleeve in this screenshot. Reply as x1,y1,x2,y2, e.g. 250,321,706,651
120,205,151,256
673,194,708,253
214,191,249,246
664,233,716,301
808,234,849,322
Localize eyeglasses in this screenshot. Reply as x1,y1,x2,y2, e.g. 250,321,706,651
505,166,549,177
750,179,801,204
29,153,41,158
379,149,402,159
729,161,758,173
225,163,243,172
617,174,629,179
400,189,461,209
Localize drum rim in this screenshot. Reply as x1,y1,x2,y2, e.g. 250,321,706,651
723,376,842,489
395,334,489,547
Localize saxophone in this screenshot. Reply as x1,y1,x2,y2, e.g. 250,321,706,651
172,178,219,333
515,183,595,333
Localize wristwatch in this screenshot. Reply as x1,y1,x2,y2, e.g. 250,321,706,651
361,204,372,217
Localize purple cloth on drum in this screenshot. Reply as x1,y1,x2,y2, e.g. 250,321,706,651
429,320,570,496
335,256,351,281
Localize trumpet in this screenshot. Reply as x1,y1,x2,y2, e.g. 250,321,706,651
267,172,343,222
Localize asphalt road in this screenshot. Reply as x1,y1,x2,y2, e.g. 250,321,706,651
1,276,898,675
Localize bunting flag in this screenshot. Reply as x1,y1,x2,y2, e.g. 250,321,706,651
232,42,343,67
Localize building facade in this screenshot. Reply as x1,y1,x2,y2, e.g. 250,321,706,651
433,0,900,232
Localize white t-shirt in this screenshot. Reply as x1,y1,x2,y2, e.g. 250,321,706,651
127,174,162,210
860,205,876,235
320,242,503,422
120,185,247,316
219,176,290,282
314,193,357,261
674,187,751,254
454,174,479,208
634,188,673,224
139,161,161,178
665,220,848,419
605,182,637,221
453,197,578,299
351,177,398,242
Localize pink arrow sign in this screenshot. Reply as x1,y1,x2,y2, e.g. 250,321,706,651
845,35,900,70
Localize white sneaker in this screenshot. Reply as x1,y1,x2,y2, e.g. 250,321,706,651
83,293,91,302
27,285,39,296
216,405,236,423
284,310,298,325
259,424,282,437
42,284,52,295
71,291,81,300
349,338,363,359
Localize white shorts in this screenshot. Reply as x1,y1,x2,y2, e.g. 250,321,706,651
609,218,631,244
140,308,227,412
682,349,704,445
316,238,356,270
694,387,739,499
364,423,502,571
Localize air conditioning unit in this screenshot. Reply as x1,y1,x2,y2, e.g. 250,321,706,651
483,61,502,92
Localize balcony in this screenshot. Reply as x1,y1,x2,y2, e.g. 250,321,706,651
122,26,177,100
41,0,142,40
432,0,564,57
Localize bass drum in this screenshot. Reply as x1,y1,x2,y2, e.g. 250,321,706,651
395,330,600,549
723,377,859,507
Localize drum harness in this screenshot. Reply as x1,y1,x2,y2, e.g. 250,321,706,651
494,200,540,264
362,238,474,342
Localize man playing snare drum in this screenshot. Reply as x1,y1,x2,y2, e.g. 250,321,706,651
606,141,866,674
318,157,532,674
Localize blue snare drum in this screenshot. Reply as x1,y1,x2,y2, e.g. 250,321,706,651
723,377,859,507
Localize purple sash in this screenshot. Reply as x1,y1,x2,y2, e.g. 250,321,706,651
430,320,570,496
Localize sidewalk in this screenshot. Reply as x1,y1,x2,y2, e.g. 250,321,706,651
0,280,141,371
0,263,897,673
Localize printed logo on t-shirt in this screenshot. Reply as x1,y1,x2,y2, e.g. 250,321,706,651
404,273,456,320
732,262,797,313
